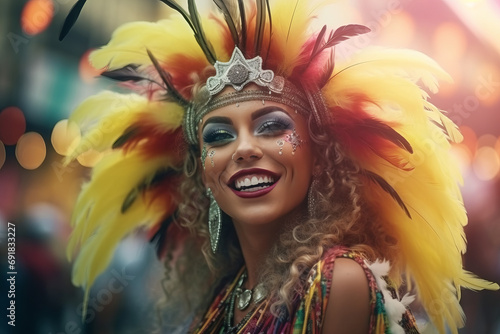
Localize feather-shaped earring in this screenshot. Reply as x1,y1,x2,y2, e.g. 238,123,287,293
207,188,222,253
307,177,319,218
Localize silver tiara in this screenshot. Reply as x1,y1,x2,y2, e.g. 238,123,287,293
206,47,285,95
183,47,311,145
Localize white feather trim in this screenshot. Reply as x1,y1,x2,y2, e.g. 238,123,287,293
367,260,416,334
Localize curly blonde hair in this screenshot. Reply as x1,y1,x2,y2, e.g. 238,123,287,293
158,110,400,328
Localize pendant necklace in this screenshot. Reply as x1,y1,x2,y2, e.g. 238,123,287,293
235,271,268,310
225,270,268,331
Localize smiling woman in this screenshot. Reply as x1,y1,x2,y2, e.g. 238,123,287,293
199,98,313,230
59,0,498,333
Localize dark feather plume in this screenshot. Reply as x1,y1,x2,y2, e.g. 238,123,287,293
188,0,217,63
122,168,177,213
237,0,247,50
323,24,371,52
254,0,267,56
297,24,370,76
149,214,175,257
59,0,87,41
157,0,195,31
358,118,413,153
112,127,139,149
263,0,273,62
157,0,215,63
101,65,150,82
213,0,240,46
311,25,328,61
363,170,412,218
147,49,189,106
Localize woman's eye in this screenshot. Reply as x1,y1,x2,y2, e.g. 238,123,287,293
256,118,293,135
203,129,234,144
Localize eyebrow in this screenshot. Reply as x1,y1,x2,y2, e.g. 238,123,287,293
251,106,290,120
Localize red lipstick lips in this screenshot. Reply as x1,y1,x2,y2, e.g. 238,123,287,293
229,168,279,198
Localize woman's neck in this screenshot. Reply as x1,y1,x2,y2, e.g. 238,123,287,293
231,202,307,288
232,222,280,288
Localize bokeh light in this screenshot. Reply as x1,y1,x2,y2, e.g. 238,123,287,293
0,141,5,170
15,132,46,170
461,0,483,8
459,126,478,156
378,11,415,47
77,149,103,167
472,145,500,181
495,136,500,156
79,49,104,83
0,106,26,145
475,62,500,107
21,0,55,36
450,143,472,174
433,22,468,79
477,133,498,147
51,119,81,156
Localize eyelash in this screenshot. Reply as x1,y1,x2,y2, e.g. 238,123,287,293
202,115,294,145
257,118,293,134
203,129,234,144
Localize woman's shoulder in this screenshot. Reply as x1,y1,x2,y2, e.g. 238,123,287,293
300,245,420,333
321,256,371,333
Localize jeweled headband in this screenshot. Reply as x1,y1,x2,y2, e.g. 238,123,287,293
184,47,310,145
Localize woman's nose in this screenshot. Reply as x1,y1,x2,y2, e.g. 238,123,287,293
232,133,263,163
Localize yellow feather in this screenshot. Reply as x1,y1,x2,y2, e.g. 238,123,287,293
65,91,183,161
90,15,230,71
269,0,316,76
67,149,176,318
322,46,498,333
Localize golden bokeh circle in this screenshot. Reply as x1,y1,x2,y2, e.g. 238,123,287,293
15,132,46,170
51,119,81,156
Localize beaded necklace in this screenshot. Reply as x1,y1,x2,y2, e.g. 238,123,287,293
195,267,270,333
224,269,268,333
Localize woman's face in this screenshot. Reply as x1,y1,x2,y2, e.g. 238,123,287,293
199,95,314,227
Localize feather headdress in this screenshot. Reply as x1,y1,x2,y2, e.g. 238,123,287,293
60,0,498,331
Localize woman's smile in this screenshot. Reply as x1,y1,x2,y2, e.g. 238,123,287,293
229,168,279,197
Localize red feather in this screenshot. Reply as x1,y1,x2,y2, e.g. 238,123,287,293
331,97,413,171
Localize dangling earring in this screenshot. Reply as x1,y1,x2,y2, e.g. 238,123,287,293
308,177,319,218
207,188,221,253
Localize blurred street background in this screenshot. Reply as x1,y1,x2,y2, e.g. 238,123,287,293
0,0,499,333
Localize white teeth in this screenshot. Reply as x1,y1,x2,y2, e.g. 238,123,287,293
234,175,276,190
251,176,258,185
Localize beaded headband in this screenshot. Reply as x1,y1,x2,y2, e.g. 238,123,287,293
183,47,310,145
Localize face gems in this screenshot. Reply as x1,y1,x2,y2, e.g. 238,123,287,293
277,129,305,156
285,129,304,155
209,150,216,167
277,138,285,155
201,144,208,170
201,145,216,169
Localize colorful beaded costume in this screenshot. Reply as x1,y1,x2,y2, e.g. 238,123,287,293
194,246,420,333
